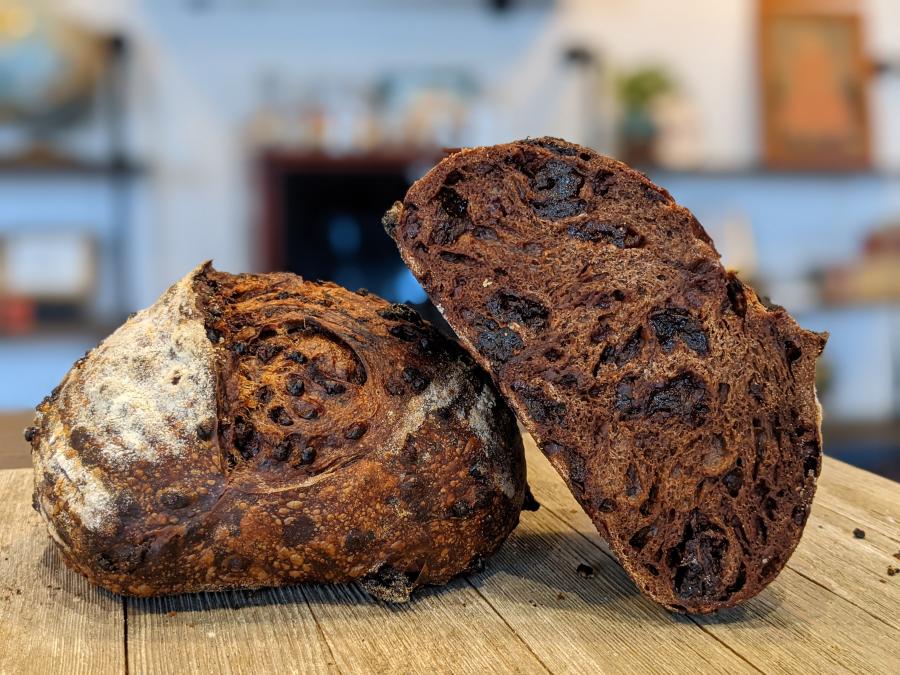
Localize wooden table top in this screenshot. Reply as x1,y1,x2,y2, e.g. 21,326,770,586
0,429,897,674
0,410,32,471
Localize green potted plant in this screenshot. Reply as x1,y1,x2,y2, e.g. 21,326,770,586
615,66,674,165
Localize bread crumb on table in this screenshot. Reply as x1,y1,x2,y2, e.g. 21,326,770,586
576,563,595,579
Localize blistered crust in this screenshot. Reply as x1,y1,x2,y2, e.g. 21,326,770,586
30,264,525,600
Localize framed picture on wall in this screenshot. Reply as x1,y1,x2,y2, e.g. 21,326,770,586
759,0,871,169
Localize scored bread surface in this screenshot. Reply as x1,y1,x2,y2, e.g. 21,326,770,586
30,263,525,600
385,137,827,612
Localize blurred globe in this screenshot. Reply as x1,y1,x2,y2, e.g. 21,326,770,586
0,0,104,131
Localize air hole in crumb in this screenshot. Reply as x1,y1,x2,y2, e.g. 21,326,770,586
625,463,642,498
629,524,655,549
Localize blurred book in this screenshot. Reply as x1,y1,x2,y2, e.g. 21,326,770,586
0,230,95,333
0,294,34,336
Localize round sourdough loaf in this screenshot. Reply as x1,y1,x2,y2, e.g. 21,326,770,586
29,263,525,601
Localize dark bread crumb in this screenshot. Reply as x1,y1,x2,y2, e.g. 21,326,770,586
888,566,899,577
387,137,827,613
360,563,417,603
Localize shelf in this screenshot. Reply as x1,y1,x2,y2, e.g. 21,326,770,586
0,157,146,178
256,149,900,179
0,317,117,344
824,420,900,444
641,165,900,180
259,148,445,173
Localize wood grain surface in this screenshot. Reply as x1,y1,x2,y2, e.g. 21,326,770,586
0,411,32,470
0,470,125,675
0,434,897,675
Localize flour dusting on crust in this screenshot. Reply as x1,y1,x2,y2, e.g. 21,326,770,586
65,267,215,466
384,360,517,499
47,448,115,532
468,384,516,499
385,360,465,457
32,265,217,532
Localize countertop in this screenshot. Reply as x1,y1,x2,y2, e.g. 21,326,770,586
1,423,897,673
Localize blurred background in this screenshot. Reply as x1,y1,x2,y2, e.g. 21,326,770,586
0,0,898,478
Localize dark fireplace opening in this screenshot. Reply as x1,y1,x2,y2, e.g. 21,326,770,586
259,152,447,329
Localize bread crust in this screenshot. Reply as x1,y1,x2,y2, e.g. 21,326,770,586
30,264,525,600
386,137,827,612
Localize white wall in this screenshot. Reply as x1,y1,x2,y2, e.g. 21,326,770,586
1,0,895,417
57,0,900,309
